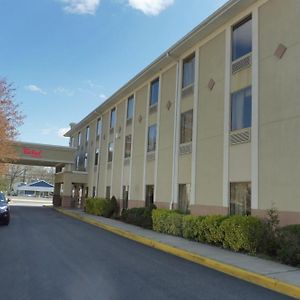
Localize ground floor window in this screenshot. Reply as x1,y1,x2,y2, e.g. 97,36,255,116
92,186,96,198
85,187,88,198
106,186,111,200
178,184,191,213
230,182,251,215
122,185,129,210
145,185,154,208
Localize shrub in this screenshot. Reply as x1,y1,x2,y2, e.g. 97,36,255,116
276,225,300,267
152,209,184,236
220,216,264,254
182,215,202,240
200,215,228,245
121,204,156,229
85,197,119,218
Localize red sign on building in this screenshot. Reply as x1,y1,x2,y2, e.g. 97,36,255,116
22,148,43,159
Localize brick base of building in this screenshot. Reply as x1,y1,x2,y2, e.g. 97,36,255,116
61,196,75,208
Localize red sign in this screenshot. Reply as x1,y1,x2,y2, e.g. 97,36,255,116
22,148,43,159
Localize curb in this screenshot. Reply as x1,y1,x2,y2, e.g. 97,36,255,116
54,207,300,299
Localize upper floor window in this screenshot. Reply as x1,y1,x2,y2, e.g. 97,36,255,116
75,155,80,170
124,134,132,158
85,126,90,143
231,86,252,131
95,148,99,166
96,118,102,137
180,110,193,144
127,95,134,120
78,132,82,146
150,78,159,107
110,108,116,129
232,15,252,61
84,153,88,170
108,142,114,162
147,124,157,152
69,137,74,147
182,54,195,88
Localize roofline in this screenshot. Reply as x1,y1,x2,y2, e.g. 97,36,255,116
14,141,76,151
65,0,255,137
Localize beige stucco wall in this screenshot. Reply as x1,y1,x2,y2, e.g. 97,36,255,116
195,32,225,207
131,85,148,201
156,65,176,203
259,0,300,212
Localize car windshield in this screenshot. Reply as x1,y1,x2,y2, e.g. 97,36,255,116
0,193,6,203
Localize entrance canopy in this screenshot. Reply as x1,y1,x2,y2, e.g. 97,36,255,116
12,141,76,167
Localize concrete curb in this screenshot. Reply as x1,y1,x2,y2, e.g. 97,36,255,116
54,207,300,299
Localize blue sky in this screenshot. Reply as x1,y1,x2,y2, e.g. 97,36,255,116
0,0,227,146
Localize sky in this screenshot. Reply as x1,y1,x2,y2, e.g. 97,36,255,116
0,0,228,146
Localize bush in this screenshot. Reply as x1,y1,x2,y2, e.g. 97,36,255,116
182,215,203,240
220,216,264,254
276,225,300,267
152,209,184,236
85,197,119,218
200,215,228,245
121,204,156,229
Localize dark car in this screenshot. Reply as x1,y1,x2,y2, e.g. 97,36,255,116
0,192,10,225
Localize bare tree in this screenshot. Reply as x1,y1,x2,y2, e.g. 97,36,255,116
0,78,24,175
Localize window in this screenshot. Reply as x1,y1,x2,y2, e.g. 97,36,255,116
231,86,252,131
147,124,157,152
85,126,90,143
150,78,159,107
145,185,154,208
70,137,74,147
178,184,191,213
96,118,102,137
180,110,193,144
230,182,251,216
78,132,82,146
75,155,80,170
122,185,129,210
110,108,116,129
106,186,111,199
84,153,88,170
232,15,252,61
124,135,132,158
108,142,114,162
182,54,195,88
95,149,99,166
127,95,134,120
92,186,96,198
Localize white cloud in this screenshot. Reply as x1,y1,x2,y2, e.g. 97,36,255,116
54,87,74,97
25,84,46,95
99,93,107,99
58,127,70,137
128,0,174,16
59,0,101,15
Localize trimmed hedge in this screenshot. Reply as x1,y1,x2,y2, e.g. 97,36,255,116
121,205,156,229
220,216,264,253
152,209,265,254
152,209,184,236
85,196,119,218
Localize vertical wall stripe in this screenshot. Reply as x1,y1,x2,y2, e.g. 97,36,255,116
171,62,180,209
120,101,127,200
223,27,231,208
191,48,200,205
111,107,117,193
251,7,259,209
128,92,136,200
154,75,162,203
142,84,150,202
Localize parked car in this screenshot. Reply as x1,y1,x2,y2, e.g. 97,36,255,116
0,192,10,225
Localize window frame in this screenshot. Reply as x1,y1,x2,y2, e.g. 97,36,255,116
107,142,114,162
127,95,134,121
149,78,159,107
147,124,157,153
78,132,81,146
124,134,132,158
96,118,102,137
85,126,90,143
180,109,193,144
232,15,252,62
230,86,252,131
110,108,116,129
182,53,195,89
94,148,99,166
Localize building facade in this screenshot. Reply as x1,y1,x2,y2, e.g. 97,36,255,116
61,0,300,225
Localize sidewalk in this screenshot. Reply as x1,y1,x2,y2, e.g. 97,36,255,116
54,207,300,299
